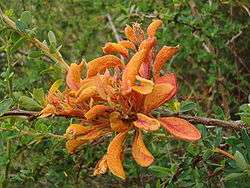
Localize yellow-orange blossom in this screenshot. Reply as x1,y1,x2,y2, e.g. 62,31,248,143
40,20,201,179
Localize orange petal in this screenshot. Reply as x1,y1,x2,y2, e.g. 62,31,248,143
133,113,160,131
76,86,97,103
118,40,136,50
66,139,87,154
49,79,63,94
40,104,56,118
143,83,174,113
159,117,201,141
84,105,111,120
153,46,179,79
102,42,129,57
66,62,84,90
93,155,108,176
132,129,154,167
132,23,144,44
121,50,147,95
65,124,90,139
124,25,137,44
110,112,130,132
131,75,154,95
87,55,123,78
138,37,156,51
107,131,127,179
147,19,163,37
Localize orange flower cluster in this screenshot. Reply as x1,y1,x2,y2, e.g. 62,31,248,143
40,20,201,179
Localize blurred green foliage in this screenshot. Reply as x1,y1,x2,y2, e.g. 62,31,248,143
0,0,249,187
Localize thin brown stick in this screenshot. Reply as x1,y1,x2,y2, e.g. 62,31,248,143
0,8,69,70
1,110,248,131
106,13,121,42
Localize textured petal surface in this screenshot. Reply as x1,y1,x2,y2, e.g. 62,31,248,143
124,25,137,44
66,62,84,90
121,50,146,95
87,55,123,78
110,112,130,132
66,139,87,154
147,19,163,37
118,40,136,50
93,155,108,176
133,113,160,131
153,46,179,79
132,129,154,167
84,105,111,120
102,42,129,57
131,75,154,95
159,117,201,141
143,83,174,113
65,124,89,139
107,131,127,179
76,86,97,103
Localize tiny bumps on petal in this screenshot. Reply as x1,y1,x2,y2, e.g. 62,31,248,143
102,42,129,57
147,19,163,37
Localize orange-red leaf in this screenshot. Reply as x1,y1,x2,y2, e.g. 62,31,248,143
84,105,111,120
121,50,147,95
118,40,136,50
107,131,127,179
66,62,84,90
131,75,154,95
102,42,129,57
159,117,201,141
93,155,108,176
147,19,163,37
110,112,130,132
153,46,179,79
132,129,154,167
133,113,160,131
143,83,174,113
87,55,123,78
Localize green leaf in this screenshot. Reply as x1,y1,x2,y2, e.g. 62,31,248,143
32,88,45,106
224,172,244,181
48,31,57,45
10,37,25,53
234,151,248,170
20,11,32,26
28,51,43,58
241,129,250,161
19,96,42,110
15,20,27,32
180,101,196,113
148,165,171,177
0,98,13,115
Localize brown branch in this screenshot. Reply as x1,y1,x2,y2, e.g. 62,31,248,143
106,13,121,42
1,110,248,131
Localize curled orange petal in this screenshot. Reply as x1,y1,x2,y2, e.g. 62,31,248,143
65,124,90,139
66,62,84,90
143,82,174,113
66,139,87,154
138,37,156,51
147,19,163,37
84,105,111,120
110,112,130,132
153,46,179,79
121,50,147,95
93,155,108,176
124,25,137,44
76,86,97,103
87,55,123,78
118,40,136,50
40,104,56,118
132,129,154,167
159,117,201,141
102,42,129,57
133,113,160,131
132,23,144,44
131,75,154,95
107,131,127,179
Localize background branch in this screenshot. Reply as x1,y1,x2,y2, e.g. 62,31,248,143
0,8,69,70
1,110,248,131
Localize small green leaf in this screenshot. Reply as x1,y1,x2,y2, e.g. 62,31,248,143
148,165,171,177
48,31,57,45
19,96,42,110
28,51,43,58
15,20,27,32
32,88,45,106
234,151,248,170
0,98,13,115
10,37,25,53
224,172,244,181
241,129,250,161
20,11,32,26
180,101,196,113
